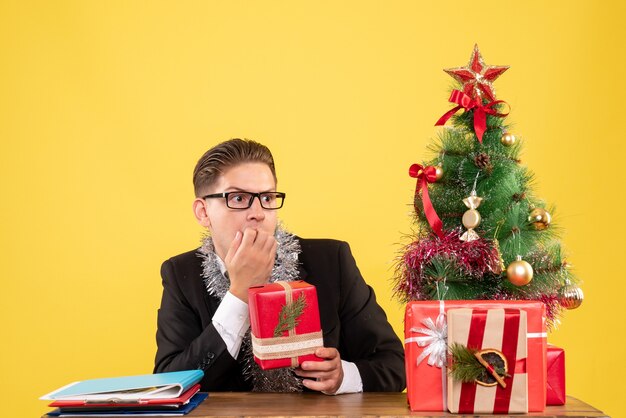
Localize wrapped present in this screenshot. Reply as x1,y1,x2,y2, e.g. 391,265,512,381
404,300,546,412
447,308,528,414
546,345,566,405
248,281,323,370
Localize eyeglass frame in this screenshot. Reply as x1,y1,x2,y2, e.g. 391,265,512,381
202,191,286,210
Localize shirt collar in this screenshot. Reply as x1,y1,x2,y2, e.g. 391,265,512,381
215,254,228,277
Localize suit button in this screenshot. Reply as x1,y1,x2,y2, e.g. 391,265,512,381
207,352,215,359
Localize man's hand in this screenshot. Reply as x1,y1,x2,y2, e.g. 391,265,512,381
295,347,344,394
225,228,277,303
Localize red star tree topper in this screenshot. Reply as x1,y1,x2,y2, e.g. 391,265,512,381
444,44,509,101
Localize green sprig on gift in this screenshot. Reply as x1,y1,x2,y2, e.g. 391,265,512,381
448,342,509,387
273,294,307,337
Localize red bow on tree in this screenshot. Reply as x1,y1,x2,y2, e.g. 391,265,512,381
409,164,443,239
435,90,509,143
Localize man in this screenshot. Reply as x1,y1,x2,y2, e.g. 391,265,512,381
154,138,405,394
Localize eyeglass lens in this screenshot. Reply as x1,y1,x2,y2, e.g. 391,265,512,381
227,192,283,209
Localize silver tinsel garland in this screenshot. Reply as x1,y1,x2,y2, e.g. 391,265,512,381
199,225,304,392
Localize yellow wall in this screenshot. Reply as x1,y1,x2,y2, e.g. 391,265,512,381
1,1,623,416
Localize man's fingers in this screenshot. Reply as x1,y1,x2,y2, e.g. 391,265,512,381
301,378,333,392
224,230,243,263
297,347,343,394
299,359,335,372
314,347,339,360
240,228,258,248
247,231,275,270
299,372,343,394
251,229,271,249
294,369,335,379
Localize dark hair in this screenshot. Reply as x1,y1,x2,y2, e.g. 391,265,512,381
193,138,277,197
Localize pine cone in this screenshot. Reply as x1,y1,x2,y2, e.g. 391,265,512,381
512,192,526,202
474,152,492,169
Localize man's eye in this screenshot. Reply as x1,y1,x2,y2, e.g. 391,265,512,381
231,194,246,202
261,194,275,202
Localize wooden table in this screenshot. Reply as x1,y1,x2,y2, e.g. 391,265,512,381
186,392,608,417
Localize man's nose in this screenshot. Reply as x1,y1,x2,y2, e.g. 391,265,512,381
247,195,266,219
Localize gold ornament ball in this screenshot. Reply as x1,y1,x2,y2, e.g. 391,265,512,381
501,132,517,146
528,208,551,230
506,257,533,286
462,209,481,229
435,165,444,181
559,283,584,309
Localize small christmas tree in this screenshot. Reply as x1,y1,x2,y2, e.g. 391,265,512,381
394,45,583,327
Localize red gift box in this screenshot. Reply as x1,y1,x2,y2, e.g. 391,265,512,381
248,281,323,370
447,308,528,414
404,300,546,412
546,345,566,405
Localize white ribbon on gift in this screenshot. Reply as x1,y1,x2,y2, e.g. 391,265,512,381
405,299,448,368
407,314,447,367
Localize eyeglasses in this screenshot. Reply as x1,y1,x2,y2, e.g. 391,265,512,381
202,191,286,210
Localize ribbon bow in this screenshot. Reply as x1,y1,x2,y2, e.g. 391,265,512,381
410,313,448,368
435,89,509,143
409,164,444,239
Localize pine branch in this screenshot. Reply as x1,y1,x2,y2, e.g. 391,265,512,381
448,343,507,385
448,343,485,383
273,294,307,337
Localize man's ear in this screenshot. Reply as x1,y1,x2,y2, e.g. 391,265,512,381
193,198,212,228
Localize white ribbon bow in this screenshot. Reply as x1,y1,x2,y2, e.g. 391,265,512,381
410,313,447,368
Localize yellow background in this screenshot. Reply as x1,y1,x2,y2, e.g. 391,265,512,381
1,1,623,416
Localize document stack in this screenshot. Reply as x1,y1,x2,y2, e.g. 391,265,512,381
40,370,206,417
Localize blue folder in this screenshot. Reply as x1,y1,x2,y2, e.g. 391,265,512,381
45,392,208,416
41,370,204,402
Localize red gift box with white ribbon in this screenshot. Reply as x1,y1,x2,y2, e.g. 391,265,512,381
248,281,323,369
404,300,546,412
446,308,528,414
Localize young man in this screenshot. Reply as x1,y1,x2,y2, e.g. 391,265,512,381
154,138,405,394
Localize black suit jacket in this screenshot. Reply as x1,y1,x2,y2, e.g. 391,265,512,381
154,238,406,392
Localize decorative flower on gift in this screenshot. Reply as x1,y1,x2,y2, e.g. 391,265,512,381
410,314,447,368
